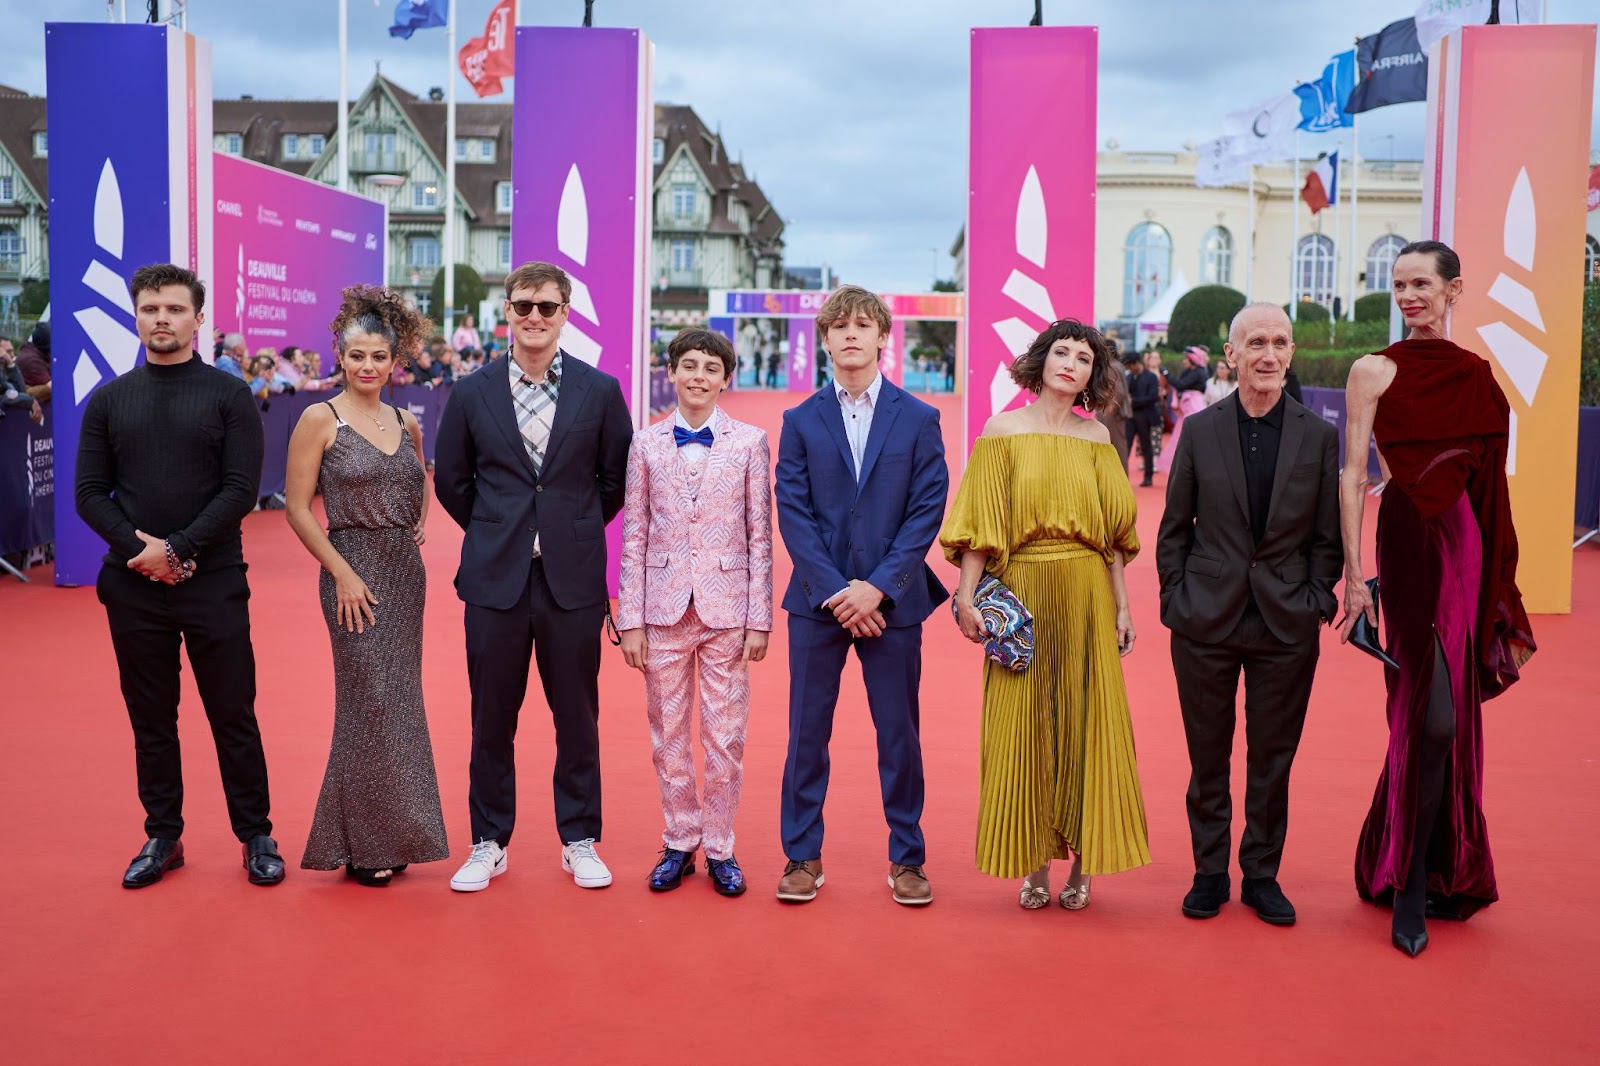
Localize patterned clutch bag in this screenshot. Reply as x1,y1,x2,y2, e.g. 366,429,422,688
953,573,1034,671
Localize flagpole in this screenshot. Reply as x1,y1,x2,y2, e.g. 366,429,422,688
1245,166,1255,301
443,0,458,335
338,0,349,192
1347,114,1360,319
1333,139,1343,330
1290,131,1300,321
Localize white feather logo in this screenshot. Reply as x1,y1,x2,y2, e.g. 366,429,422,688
556,164,602,367
236,244,246,326
73,160,140,404
1476,166,1546,475
989,165,1054,417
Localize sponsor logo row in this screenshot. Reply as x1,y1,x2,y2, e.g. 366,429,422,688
215,198,376,249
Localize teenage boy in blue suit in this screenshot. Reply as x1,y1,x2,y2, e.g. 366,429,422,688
773,285,949,906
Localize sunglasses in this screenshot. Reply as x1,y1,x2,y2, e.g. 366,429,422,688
506,299,568,319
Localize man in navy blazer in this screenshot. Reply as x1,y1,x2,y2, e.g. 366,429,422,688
433,261,633,894
773,286,950,906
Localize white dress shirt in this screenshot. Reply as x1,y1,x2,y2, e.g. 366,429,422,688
835,372,882,481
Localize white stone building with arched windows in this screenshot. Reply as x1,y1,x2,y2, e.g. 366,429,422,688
1092,149,1429,340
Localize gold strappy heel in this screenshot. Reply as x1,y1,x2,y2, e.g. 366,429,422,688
1020,876,1051,909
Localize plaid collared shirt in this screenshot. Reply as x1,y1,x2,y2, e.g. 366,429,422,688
511,351,562,556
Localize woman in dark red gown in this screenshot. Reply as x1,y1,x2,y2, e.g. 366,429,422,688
1338,241,1535,958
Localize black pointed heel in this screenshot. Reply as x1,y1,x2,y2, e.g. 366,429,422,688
1392,930,1429,957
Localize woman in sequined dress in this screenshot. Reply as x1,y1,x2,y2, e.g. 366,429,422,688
285,285,448,886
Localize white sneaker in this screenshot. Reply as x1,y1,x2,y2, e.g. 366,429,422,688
450,839,507,892
561,838,613,888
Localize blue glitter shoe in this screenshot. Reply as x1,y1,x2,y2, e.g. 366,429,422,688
706,855,747,897
648,847,695,891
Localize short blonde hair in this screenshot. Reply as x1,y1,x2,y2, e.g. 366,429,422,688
814,284,891,336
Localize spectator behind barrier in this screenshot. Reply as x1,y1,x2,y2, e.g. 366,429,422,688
16,322,51,405
0,337,44,424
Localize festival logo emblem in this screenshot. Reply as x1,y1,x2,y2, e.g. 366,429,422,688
555,164,603,367
988,165,1057,418
1475,167,1546,473
71,160,140,405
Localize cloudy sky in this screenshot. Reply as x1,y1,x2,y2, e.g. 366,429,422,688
4,0,1598,291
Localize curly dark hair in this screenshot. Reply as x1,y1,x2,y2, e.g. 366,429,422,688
328,284,432,367
1009,319,1119,412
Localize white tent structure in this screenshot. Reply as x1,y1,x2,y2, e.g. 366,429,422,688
1135,270,1192,350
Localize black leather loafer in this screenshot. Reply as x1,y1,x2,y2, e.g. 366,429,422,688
1240,876,1297,925
1181,872,1230,918
123,838,184,889
243,835,286,886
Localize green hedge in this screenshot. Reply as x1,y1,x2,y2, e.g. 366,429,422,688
1292,350,1365,388
1294,317,1390,352
1285,300,1330,324
1167,285,1246,352
1354,292,1391,322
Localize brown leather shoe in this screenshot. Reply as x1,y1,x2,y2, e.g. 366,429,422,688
889,863,933,906
776,858,824,902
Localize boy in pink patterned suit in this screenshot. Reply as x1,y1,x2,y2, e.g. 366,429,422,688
617,328,773,896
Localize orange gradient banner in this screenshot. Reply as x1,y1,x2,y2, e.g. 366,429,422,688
1423,24,1597,613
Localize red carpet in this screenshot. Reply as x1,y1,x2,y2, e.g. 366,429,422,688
3,389,1596,1063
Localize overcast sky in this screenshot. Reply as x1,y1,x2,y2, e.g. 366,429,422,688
3,0,1598,291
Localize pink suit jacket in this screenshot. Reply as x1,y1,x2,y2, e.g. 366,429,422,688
616,408,774,633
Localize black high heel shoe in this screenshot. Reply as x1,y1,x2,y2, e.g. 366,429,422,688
345,866,395,887
1392,929,1429,957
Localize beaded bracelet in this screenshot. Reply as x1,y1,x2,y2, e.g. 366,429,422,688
164,540,197,582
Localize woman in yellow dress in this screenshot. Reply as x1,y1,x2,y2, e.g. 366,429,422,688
941,319,1150,910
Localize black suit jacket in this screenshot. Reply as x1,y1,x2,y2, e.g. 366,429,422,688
434,352,633,611
1128,369,1161,426
1155,392,1342,645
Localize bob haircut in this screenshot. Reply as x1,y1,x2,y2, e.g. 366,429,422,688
666,328,736,377
1009,318,1119,412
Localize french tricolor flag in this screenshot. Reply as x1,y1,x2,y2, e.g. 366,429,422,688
1301,151,1338,214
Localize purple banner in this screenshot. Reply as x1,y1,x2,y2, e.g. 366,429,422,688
46,23,211,586
1302,385,1381,479
515,26,652,592
787,322,813,392
0,402,53,557
213,154,385,376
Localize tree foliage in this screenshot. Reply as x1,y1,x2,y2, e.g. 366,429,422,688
429,263,488,321
1167,284,1246,352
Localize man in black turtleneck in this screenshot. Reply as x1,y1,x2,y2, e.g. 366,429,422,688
75,262,284,890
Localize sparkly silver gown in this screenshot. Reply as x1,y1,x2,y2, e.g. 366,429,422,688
301,405,449,870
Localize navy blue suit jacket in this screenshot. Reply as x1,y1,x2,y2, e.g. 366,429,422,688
774,378,950,627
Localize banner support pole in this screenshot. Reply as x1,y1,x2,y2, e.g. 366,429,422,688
1290,131,1300,320
338,0,349,192
443,0,458,333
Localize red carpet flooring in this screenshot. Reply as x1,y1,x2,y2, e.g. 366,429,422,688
3,389,1596,1064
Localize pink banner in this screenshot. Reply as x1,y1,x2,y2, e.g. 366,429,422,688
965,26,1097,457
881,319,905,386
213,154,385,375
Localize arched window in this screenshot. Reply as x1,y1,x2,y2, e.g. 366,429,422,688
1296,234,1336,306
1200,226,1233,286
0,226,20,269
1122,222,1172,316
1366,234,1407,293
1586,235,1599,284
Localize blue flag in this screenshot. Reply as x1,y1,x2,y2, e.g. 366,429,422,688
1344,18,1428,115
390,0,448,39
1295,50,1356,133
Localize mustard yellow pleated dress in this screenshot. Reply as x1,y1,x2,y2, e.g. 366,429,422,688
940,434,1151,878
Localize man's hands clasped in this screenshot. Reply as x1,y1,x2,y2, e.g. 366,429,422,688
825,579,887,638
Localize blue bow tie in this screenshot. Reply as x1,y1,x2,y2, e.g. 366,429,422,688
674,424,714,448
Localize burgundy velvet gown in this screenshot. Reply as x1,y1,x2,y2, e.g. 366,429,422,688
1353,339,1534,918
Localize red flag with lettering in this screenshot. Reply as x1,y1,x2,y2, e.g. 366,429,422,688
459,0,515,97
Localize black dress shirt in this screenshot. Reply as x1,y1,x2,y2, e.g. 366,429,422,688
1236,393,1286,545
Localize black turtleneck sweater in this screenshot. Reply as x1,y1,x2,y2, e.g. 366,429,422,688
75,355,263,570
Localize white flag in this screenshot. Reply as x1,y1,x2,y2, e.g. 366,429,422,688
1415,0,1543,51
1195,136,1251,188
1224,91,1300,164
